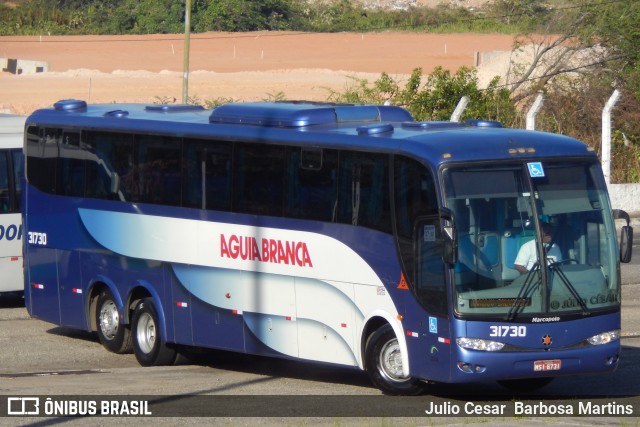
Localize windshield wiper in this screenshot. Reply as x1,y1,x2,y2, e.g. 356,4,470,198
549,262,591,316
506,262,542,321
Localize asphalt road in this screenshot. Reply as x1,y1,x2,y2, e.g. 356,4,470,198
621,240,640,285
0,247,639,426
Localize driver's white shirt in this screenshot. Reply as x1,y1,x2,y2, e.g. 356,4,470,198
514,240,562,271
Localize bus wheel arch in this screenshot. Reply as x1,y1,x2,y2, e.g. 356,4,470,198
87,279,119,331
363,322,427,395
360,316,388,368
87,284,102,332
126,286,153,322
94,286,132,354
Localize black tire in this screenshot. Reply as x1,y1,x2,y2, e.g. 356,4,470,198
497,377,554,392
131,298,176,366
96,289,132,354
365,324,427,395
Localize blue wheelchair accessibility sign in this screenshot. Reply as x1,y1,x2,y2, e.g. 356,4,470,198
527,162,545,178
429,317,438,334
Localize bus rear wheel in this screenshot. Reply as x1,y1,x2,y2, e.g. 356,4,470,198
365,324,427,395
96,289,132,354
131,298,176,366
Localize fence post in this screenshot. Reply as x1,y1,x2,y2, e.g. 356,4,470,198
450,96,469,122
182,0,192,104
525,92,545,130
602,89,621,186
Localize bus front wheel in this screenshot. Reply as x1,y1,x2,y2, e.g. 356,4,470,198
96,289,132,354
365,324,427,395
131,298,176,366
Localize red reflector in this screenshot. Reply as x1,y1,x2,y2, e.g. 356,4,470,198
285,316,292,321
175,301,188,308
10,257,19,261
32,283,44,289
71,288,82,294
341,323,347,328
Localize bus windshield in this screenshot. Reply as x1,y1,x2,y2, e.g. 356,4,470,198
442,161,619,319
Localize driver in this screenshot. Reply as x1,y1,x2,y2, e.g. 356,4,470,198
514,223,562,273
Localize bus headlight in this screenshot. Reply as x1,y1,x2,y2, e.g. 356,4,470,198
456,337,505,351
587,330,620,345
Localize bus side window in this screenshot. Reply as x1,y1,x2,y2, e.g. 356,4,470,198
25,126,60,195
234,143,285,216
11,150,23,212
183,139,232,211
285,147,338,222
0,152,9,212
58,132,83,197
85,131,133,201
134,135,182,207
394,156,438,286
415,218,449,316
337,151,391,233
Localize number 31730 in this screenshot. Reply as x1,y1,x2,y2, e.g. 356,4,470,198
489,325,526,337
27,231,47,246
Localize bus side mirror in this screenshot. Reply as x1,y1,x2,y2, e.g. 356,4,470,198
440,208,458,265
620,226,633,263
613,209,633,263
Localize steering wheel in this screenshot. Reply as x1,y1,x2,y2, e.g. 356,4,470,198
548,258,579,268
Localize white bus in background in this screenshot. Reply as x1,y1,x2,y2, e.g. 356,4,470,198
0,114,24,296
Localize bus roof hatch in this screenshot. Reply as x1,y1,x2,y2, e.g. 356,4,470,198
209,101,413,128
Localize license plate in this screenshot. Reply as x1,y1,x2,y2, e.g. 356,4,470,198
533,359,561,372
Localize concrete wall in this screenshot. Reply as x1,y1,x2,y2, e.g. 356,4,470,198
1,58,48,74
610,184,640,216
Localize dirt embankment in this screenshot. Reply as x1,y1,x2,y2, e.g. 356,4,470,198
0,32,515,115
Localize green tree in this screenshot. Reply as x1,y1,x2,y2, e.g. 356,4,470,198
193,0,294,32
487,0,549,30
125,0,185,34
586,1,640,99
500,1,640,182
298,0,371,32
326,67,516,124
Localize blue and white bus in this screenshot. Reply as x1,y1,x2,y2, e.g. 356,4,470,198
0,114,24,296
23,99,632,394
